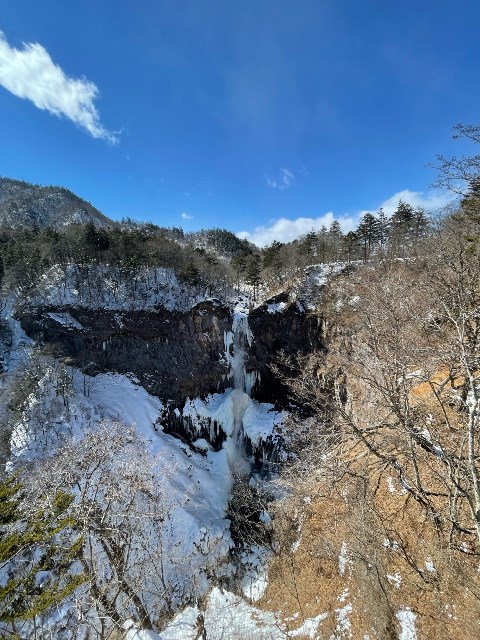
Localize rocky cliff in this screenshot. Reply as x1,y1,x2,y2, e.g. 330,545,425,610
17,295,325,408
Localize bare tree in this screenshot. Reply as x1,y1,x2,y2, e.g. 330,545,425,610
24,422,177,637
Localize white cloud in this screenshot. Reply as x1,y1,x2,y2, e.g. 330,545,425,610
267,168,295,190
237,188,455,248
237,213,356,247
181,212,193,220
377,189,455,217
0,31,117,143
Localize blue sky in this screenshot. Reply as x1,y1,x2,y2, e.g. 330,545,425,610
1,1,479,245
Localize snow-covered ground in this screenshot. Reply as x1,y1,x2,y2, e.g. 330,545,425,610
27,264,229,311
9,369,235,582
4,299,286,637
127,586,331,640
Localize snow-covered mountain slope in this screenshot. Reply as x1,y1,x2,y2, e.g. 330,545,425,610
0,177,114,229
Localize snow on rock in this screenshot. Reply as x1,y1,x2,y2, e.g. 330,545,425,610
335,603,353,638
267,301,288,314
0,299,33,373
396,608,417,640
334,589,352,639
47,311,83,329
182,390,284,449
124,619,162,640
387,573,402,589
339,541,349,576
242,399,285,447
84,373,164,441
307,262,348,287
289,612,328,638
240,545,272,602
29,264,227,312
157,607,200,639
8,369,236,617
425,558,436,573
387,476,397,493
292,262,349,311
203,588,287,640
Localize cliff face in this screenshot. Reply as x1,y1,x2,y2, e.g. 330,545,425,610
18,300,231,403
18,295,325,407
248,295,326,405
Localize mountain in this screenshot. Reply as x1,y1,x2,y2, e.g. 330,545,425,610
0,177,115,229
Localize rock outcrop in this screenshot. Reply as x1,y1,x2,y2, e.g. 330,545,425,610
18,291,325,412
18,300,231,403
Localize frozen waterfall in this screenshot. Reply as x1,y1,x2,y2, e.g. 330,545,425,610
224,308,258,472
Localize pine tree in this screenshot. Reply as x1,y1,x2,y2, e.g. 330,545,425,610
357,212,380,262
390,200,415,256
318,225,328,263
245,255,262,300
376,207,390,251
328,221,343,261
412,207,429,244
0,474,85,628
262,241,284,269
231,250,251,290
342,230,361,264
299,230,317,260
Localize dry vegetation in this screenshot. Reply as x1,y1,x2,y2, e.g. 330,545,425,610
261,222,480,638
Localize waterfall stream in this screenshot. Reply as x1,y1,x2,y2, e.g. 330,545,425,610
164,304,280,477
225,309,256,473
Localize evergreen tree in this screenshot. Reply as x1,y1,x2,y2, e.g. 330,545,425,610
245,255,262,300
412,207,429,243
376,207,390,250
357,212,379,261
390,200,415,256
342,230,361,264
179,262,201,286
328,220,343,261
318,225,328,263
0,474,85,628
231,250,251,290
262,241,284,269
298,230,317,260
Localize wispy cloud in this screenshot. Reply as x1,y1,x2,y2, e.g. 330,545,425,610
0,31,118,143
266,168,295,190
237,188,455,247
181,212,193,220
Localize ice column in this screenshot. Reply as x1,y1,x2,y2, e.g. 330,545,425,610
224,310,253,470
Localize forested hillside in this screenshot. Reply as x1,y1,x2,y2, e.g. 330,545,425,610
0,178,114,230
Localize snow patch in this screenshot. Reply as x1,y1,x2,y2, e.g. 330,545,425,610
240,545,272,602
396,608,417,640
339,541,348,576
425,558,436,573
203,588,287,640
47,311,83,330
289,613,328,638
157,607,200,639
267,302,287,314
387,573,402,589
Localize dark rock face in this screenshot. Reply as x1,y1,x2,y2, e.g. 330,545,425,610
247,295,327,406
18,300,231,403
18,295,325,411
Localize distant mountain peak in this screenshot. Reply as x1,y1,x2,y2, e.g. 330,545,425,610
0,177,115,229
